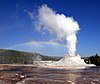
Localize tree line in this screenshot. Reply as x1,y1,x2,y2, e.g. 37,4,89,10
0,49,61,64
0,49,100,66
0,49,34,64
84,54,100,66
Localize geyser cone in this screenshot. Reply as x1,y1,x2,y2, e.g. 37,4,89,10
45,54,95,67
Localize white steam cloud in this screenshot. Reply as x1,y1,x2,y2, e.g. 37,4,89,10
33,4,80,56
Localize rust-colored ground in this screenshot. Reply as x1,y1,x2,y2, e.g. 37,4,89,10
0,64,100,84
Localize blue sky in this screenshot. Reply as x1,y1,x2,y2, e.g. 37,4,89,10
0,0,100,56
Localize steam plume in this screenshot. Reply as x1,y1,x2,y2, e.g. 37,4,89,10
34,4,80,56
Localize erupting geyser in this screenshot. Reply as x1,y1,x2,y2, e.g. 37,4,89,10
66,33,77,56
36,4,80,56
30,4,95,67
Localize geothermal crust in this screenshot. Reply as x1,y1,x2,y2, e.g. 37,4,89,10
49,54,95,67
34,54,95,67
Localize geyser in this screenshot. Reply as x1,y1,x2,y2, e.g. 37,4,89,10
35,4,80,56
30,4,95,67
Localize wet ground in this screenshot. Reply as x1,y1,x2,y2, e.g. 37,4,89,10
0,64,100,84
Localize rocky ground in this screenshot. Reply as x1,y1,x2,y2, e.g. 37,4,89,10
0,64,100,84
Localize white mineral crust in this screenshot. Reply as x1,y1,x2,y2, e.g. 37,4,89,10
49,54,95,67
34,54,95,67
